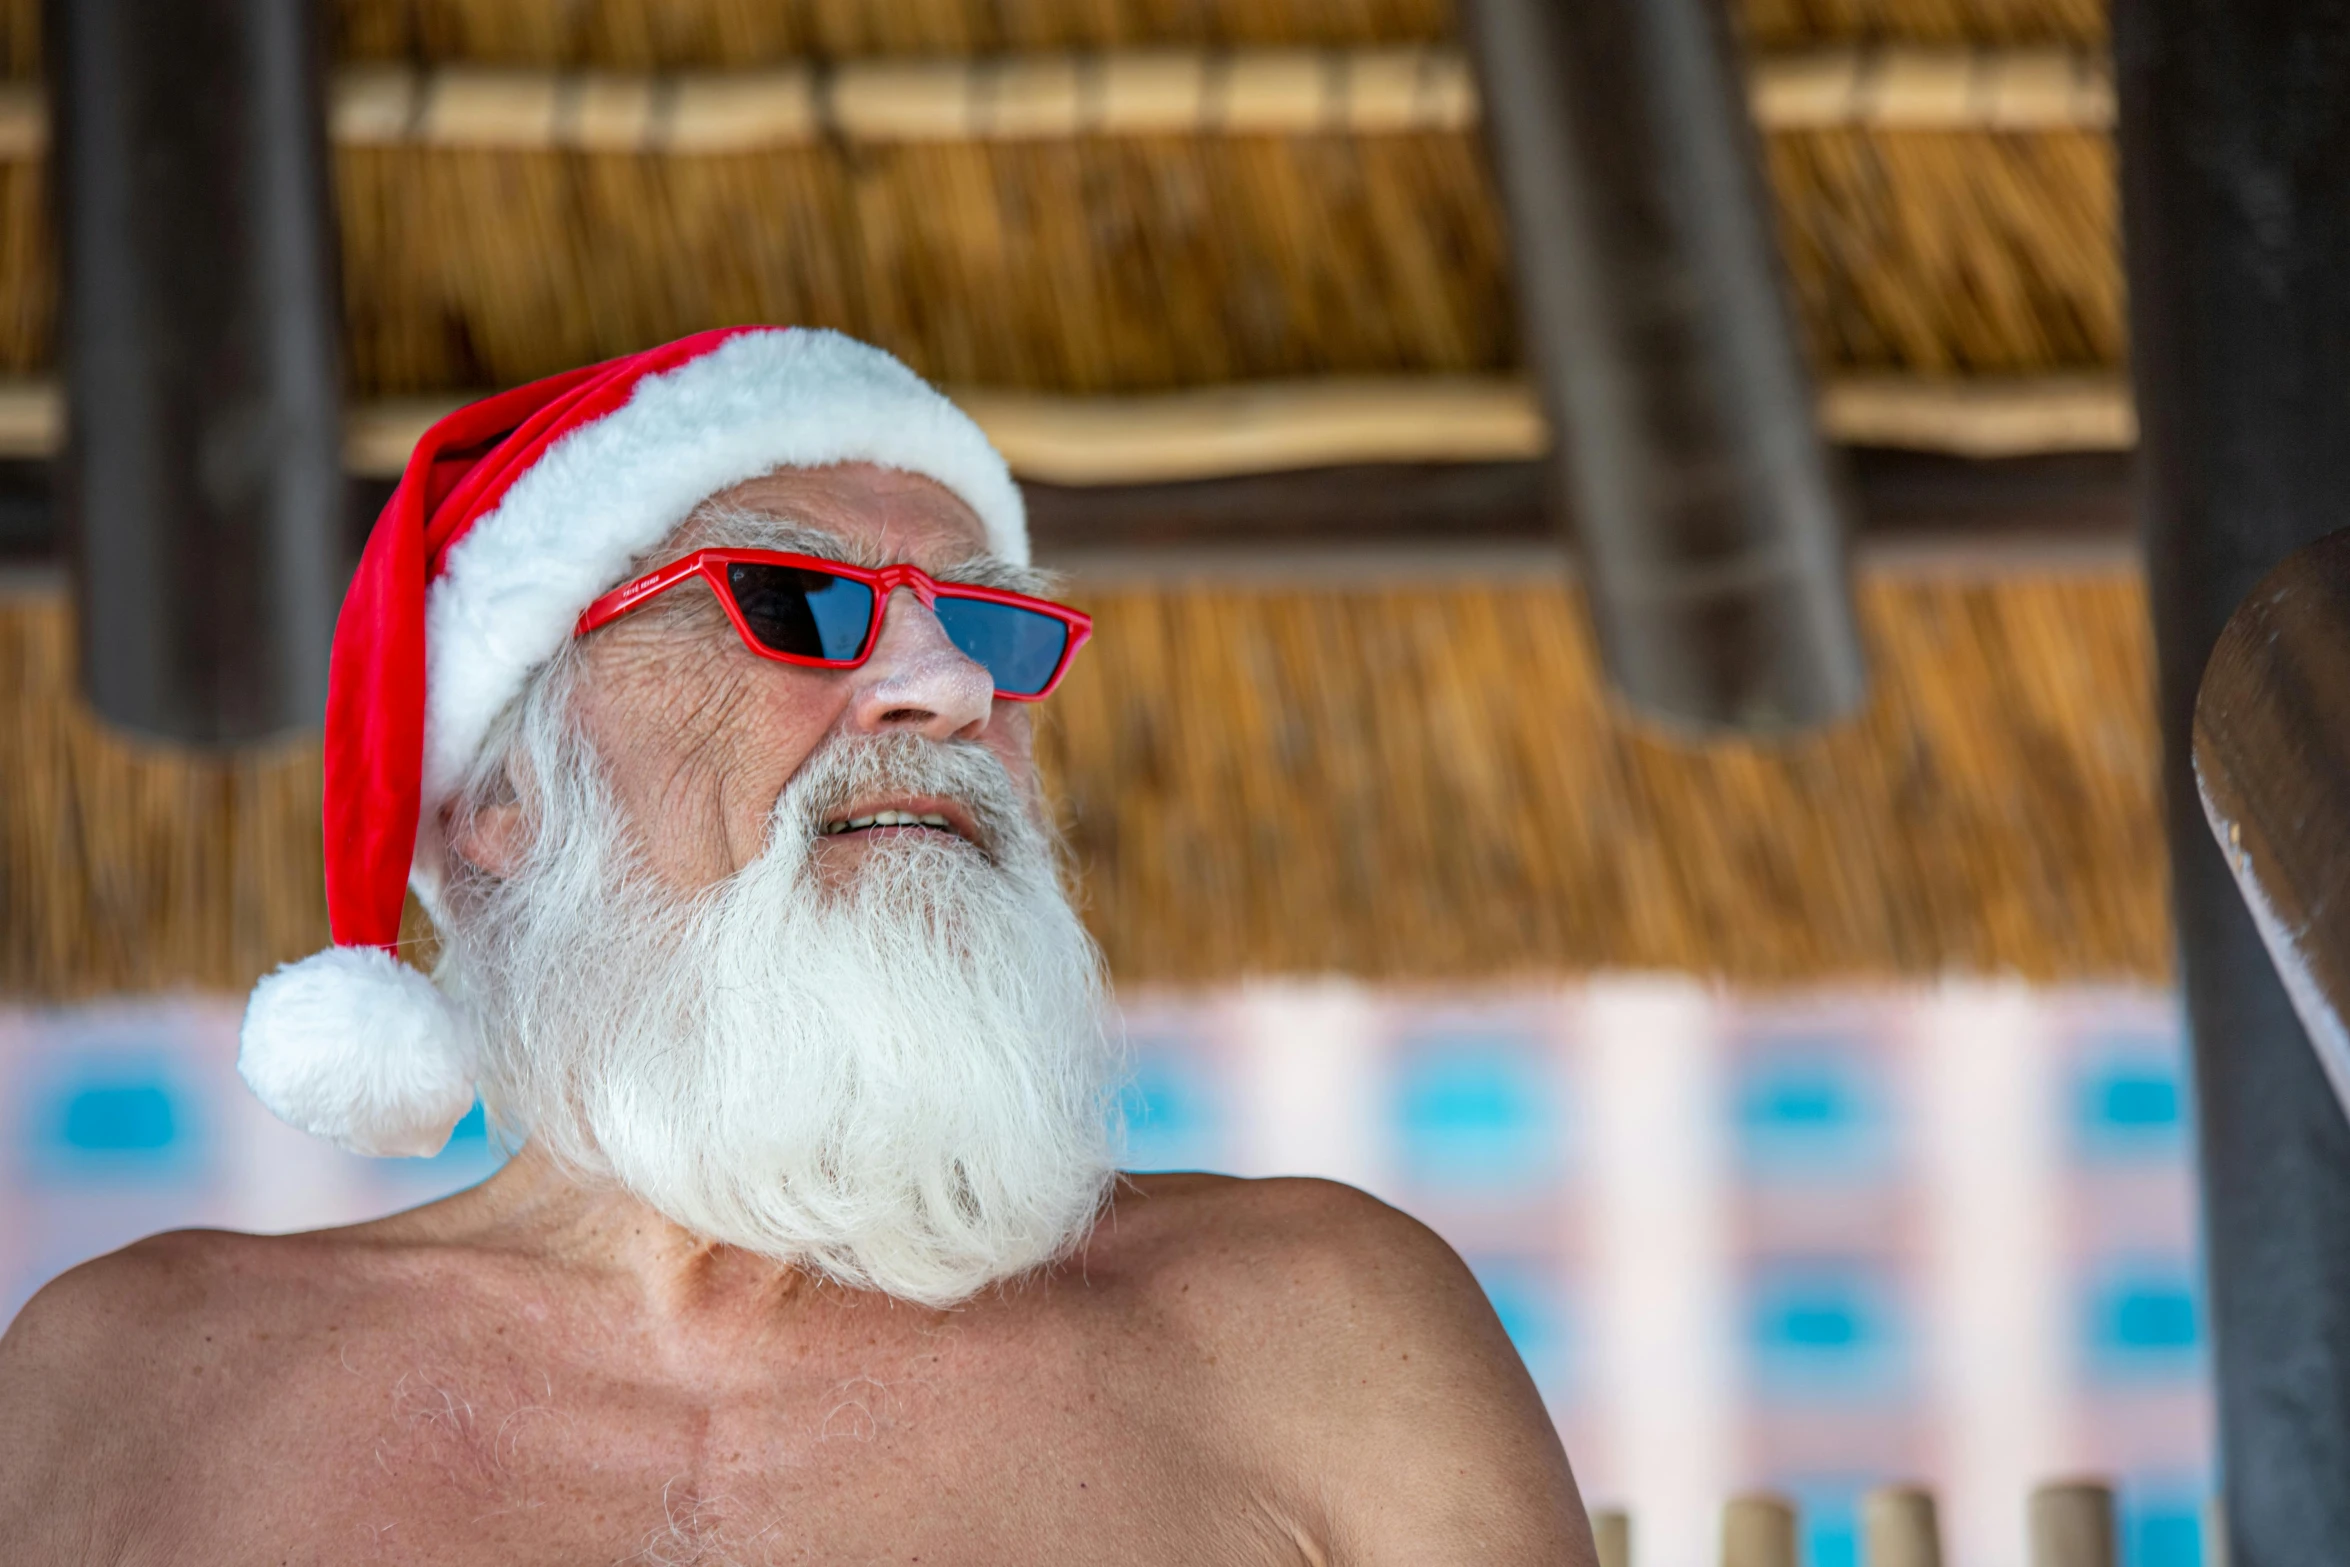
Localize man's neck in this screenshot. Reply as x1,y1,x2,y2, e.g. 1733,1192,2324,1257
421,1141,833,1326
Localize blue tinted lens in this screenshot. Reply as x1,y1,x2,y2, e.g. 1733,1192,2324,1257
933,595,1071,695
726,563,874,661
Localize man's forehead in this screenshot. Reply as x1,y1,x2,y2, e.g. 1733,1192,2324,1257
667,465,1040,592
699,463,989,563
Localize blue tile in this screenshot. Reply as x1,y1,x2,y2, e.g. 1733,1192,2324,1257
445,1100,488,1145
2120,1480,2209,1567
1393,1033,1559,1190
2085,1261,2205,1382
20,1056,205,1183
1747,1260,1907,1401
1117,1038,1225,1172
2073,1031,2190,1161
60,1084,176,1152
2130,1510,2202,1567
1778,1478,1869,1567
1735,1036,1890,1180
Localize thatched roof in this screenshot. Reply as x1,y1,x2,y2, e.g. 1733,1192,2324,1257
0,0,2166,997
0,0,2124,402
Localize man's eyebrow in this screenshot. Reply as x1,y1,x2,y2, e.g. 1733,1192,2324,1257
668,507,886,568
666,504,1052,593
933,553,1054,596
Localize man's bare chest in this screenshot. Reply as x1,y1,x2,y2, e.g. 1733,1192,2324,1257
146,1332,1308,1567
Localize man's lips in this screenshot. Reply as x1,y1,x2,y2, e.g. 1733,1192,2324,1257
818,794,981,845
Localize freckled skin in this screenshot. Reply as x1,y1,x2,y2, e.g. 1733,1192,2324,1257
0,465,1595,1567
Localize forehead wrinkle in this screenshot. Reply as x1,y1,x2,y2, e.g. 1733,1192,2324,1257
659,501,1051,596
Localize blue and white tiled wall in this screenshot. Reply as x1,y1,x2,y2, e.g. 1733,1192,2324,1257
2,982,2207,1566
1116,982,2209,1567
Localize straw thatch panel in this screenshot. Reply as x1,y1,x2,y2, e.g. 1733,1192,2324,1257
0,160,43,374
0,0,28,80
1769,128,2121,374
0,594,328,998
1740,0,2101,48
2,569,2168,999
341,130,2121,389
336,134,1512,396
1041,570,2164,984
0,128,2121,390
333,0,1453,65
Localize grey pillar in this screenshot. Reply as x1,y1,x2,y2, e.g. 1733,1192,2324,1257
2117,1,2350,1558
1460,0,1865,734
46,0,345,745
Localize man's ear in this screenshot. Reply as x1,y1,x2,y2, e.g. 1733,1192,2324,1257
445,777,530,882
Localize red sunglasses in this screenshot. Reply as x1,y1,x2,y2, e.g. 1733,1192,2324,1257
575,548,1093,700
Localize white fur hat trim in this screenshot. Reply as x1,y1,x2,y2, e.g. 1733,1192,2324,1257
239,944,479,1158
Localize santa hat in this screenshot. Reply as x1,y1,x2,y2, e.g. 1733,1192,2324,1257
238,326,1029,1156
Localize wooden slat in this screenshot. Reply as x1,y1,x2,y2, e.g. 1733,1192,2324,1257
0,46,2114,158
0,373,2138,476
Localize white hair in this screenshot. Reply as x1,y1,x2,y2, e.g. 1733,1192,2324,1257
433,627,1119,1308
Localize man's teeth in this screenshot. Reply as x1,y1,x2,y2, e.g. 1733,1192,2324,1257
821,810,958,836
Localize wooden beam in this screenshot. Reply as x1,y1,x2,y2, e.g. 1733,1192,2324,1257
1030,449,2135,579
1466,0,1864,732
0,46,2114,159
5,447,2136,583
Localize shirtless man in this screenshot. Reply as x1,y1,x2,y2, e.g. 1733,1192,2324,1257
0,328,1593,1565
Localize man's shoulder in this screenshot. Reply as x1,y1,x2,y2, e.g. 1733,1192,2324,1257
1069,1175,1588,1564
1081,1173,1502,1374
8,1221,372,1346
0,1223,429,1464
1096,1171,1456,1283
5,1227,254,1370
1,1228,344,1427
0,1229,301,1540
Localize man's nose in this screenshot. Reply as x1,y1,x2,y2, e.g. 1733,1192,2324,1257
844,587,994,739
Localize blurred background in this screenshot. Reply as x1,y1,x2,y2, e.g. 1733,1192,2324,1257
0,0,2218,1563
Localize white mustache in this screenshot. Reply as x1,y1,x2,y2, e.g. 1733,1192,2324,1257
772,733,1032,866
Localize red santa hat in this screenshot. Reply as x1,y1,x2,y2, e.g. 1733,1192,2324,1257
238,326,1029,1156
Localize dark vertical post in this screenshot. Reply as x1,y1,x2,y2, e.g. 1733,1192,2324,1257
45,0,344,745
1460,0,1864,733
2117,3,2350,1559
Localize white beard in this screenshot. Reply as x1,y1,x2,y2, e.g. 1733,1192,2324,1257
443,731,1120,1308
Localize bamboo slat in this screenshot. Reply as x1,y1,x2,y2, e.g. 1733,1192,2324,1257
0,371,2138,474
0,47,2108,159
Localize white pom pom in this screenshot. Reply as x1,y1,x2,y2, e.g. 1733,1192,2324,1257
239,945,479,1158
